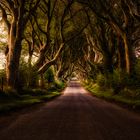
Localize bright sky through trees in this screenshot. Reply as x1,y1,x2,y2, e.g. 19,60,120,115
0,52,5,69
0,20,7,69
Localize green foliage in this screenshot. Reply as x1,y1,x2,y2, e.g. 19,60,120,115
19,58,39,88
133,59,140,86
85,83,140,109
46,80,65,92
54,80,65,90
44,68,55,83
95,67,140,95
0,90,61,113
19,88,47,96
0,69,6,82
4,87,18,96
110,70,122,93
96,73,106,87
96,70,128,93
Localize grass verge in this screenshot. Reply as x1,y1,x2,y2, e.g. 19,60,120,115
0,90,61,114
84,83,140,110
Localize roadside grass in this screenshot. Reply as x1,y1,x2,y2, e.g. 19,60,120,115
84,83,140,109
0,86,64,113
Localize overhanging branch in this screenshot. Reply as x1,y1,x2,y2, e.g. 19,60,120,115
37,43,64,74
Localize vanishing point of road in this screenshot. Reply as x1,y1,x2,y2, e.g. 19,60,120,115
0,80,140,140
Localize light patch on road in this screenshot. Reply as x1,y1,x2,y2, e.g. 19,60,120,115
63,81,87,95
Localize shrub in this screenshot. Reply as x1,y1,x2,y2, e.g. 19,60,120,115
96,73,106,87
4,86,18,96
132,59,140,87
135,59,140,78
54,80,65,89
111,70,123,93
44,68,55,83
96,70,123,93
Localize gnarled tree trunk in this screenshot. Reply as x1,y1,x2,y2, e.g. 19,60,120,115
6,16,23,89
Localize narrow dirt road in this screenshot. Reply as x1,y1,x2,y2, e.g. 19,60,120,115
0,80,140,140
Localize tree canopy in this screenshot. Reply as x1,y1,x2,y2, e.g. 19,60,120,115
0,0,140,91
